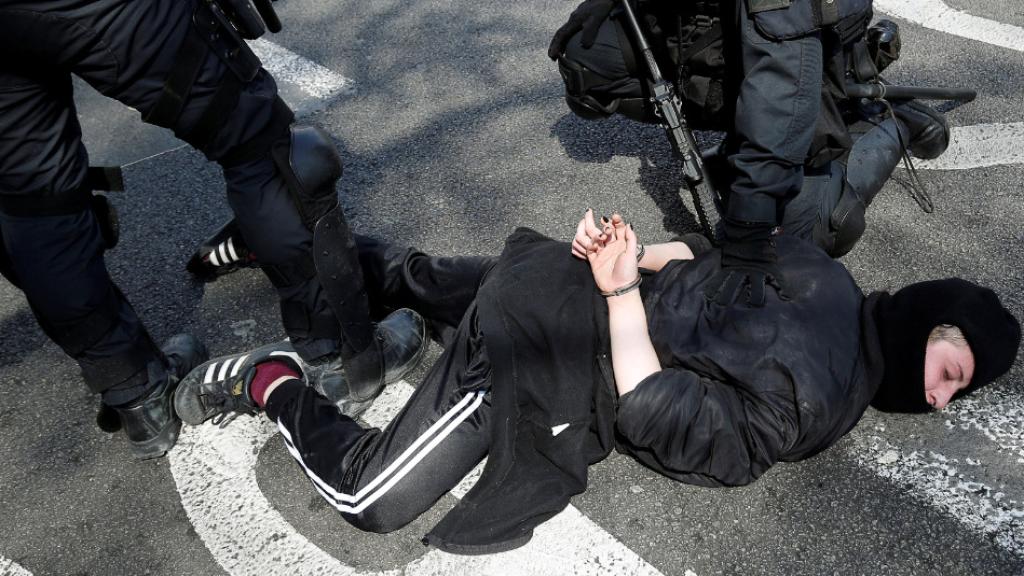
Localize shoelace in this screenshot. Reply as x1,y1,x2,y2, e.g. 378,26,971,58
200,392,254,428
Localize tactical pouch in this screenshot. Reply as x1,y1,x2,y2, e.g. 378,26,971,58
747,0,792,14
749,0,870,41
667,16,728,130
144,2,263,151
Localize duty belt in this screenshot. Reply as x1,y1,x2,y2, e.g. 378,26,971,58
0,166,123,217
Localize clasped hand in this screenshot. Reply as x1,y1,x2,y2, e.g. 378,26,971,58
571,209,639,295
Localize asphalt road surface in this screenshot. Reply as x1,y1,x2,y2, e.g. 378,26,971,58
2,0,1023,574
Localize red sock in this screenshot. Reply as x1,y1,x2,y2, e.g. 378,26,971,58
250,361,301,408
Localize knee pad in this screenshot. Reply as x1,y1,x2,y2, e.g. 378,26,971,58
557,57,656,123
272,125,344,230
826,185,867,258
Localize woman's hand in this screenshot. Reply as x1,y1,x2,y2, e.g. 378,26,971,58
587,213,639,295
571,208,609,260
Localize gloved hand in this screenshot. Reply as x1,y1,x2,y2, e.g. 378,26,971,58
547,0,617,60
703,221,787,307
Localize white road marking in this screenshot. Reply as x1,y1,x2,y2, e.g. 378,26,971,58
875,0,1024,53
850,434,1024,555
170,382,671,576
252,39,355,102
0,557,33,576
871,0,1024,169
946,394,1024,461
872,0,1024,171
915,123,1024,170
707,0,1024,177
118,39,353,169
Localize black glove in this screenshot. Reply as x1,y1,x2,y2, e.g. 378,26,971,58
703,222,787,307
547,0,617,60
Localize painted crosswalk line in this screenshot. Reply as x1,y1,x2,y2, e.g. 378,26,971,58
874,0,1024,171
169,382,670,576
914,123,1024,170
875,0,1024,53
850,433,1024,555
947,394,1024,462
252,39,354,106
0,557,33,576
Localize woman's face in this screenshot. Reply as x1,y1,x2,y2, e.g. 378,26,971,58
923,339,975,410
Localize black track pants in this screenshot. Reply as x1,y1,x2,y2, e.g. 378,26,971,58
265,242,498,533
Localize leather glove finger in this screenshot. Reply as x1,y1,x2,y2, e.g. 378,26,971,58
548,16,584,59
747,270,789,307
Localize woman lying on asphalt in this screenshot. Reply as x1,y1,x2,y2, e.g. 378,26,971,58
173,210,1019,554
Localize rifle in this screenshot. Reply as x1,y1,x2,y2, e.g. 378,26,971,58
617,0,721,242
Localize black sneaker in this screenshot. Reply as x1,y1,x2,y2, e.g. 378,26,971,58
111,333,209,460
173,340,306,426
186,219,258,282
312,308,427,417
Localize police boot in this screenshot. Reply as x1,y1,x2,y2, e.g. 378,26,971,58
186,218,258,282
892,101,950,160
311,308,427,418
111,334,208,459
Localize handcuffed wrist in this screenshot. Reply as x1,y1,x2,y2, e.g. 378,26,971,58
601,276,642,298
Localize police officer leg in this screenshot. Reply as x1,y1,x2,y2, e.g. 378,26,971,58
17,0,423,413
0,189,206,460
0,16,210,457
780,116,910,257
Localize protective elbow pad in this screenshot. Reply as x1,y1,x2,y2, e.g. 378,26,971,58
271,125,344,230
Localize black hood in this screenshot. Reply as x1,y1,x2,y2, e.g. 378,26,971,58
866,278,1020,413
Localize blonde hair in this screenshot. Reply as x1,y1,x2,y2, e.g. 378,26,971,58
928,324,967,347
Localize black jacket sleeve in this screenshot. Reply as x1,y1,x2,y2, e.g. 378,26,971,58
616,367,792,487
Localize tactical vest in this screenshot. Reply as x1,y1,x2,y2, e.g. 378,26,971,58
640,0,872,137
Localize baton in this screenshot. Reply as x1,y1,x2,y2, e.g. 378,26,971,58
253,0,282,33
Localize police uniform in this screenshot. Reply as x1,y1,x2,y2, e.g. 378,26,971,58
553,0,925,257
0,0,417,457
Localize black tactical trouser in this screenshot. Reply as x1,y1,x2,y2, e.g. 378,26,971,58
559,11,905,255
0,0,341,402
266,240,498,533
